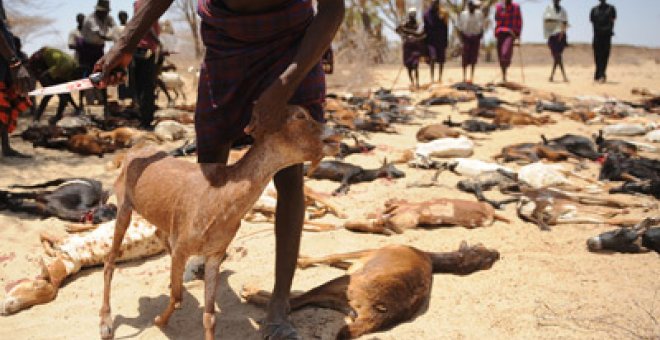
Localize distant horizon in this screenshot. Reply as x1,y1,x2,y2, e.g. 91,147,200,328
13,0,660,56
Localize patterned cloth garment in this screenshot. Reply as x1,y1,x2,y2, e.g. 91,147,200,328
195,0,326,160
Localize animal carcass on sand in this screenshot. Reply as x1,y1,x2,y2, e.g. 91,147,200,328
415,136,474,158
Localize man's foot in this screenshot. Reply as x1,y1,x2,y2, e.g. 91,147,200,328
2,149,31,158
563,78,569,83
261,320,301,340
549,77,554,82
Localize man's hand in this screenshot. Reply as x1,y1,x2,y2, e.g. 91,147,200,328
10,64,32,95
92,49,132,88
245,79,292,135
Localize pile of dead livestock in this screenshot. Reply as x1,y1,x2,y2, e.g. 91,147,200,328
1,81,659,339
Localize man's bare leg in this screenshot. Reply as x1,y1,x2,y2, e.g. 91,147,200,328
470,64,476,82
264,164,305,339
462,65,467,82
1,125,29,158
429,62,435,83
438,63,444,83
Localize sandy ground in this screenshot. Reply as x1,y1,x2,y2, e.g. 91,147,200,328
1,51,659,340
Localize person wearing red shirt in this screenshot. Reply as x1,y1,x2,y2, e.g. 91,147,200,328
494,0,522,81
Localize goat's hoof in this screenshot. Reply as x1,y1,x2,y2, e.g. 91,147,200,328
99,324,114,339
154,315,168,327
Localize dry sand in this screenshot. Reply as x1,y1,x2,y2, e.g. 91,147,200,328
1,46,659,339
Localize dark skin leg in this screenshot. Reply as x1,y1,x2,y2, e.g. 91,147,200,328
550,62,557,82
1,125,29,158
269,164,305,335
429,62,435,83
470,64,476,82
558,58,568,82
438,62,444,83
501,66,508,82
407,67,414,86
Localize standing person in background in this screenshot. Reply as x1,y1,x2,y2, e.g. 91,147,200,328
456,0,485,83
544,0,568,82
68,14,86,63
423,0,448,83
115,11,128,40
115,11,133,104
0,11,31,158
68,13,86,112
80,0,115,115
494,0,522,82
130,0,160,130
590,0,616,83
396,8,426,89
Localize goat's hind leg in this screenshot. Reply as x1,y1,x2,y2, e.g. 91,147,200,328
154,248,187,327
99,204,133,339
297,249,374,269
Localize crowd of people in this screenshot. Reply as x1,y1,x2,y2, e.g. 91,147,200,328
397,0,617,86
0,0,168,159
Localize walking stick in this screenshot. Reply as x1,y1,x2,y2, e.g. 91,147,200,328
390,63,405,91
517,41,526,84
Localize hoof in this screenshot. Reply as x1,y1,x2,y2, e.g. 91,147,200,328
99,324,114,339
154,315,167,327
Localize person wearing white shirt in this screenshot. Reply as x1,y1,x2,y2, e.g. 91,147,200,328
543,0,568,82
456,0,485,82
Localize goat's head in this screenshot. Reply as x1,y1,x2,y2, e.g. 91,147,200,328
258,106,341,165
0,259,58,315
86,203,118,224
587,227,642,253
377,158,405,179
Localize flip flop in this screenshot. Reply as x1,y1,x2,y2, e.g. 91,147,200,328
261,322,302,340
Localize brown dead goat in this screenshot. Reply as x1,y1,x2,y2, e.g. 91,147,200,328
242,242,500,339
492,108,555,126
416,123,461,141
492,142,574,164
98,106,341,340
342,198,509,235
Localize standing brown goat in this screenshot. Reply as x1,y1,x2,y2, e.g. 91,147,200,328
98,106,340,340
242,242,500,339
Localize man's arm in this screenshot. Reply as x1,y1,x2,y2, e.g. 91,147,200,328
248,0,345,133
269,0,344,99
94,0,174,84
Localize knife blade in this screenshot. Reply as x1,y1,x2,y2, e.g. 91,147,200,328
28,73,103,97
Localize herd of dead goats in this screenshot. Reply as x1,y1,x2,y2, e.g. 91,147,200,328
1,81,660,339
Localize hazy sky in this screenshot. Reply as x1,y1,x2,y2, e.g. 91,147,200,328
17,0,660,55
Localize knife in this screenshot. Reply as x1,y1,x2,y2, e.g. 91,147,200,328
28,73,105,97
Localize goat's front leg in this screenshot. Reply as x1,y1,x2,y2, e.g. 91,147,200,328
154,250,187,327
203,255,222,340
99,205,132,339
